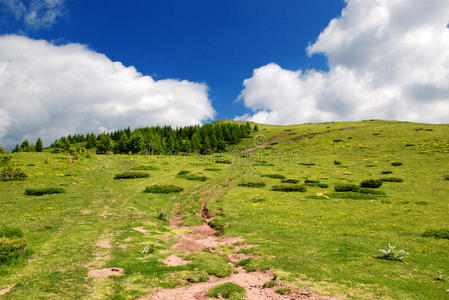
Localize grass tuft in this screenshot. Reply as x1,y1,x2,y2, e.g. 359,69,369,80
422,229,449,240
380,177,403,182
271,185,307,192
238,181,266,188
206,282,246,299
262,174,286,179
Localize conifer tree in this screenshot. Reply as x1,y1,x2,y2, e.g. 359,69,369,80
13,144,20,153
116,132,129,153
201,135,212,155
96,135,113,154
35,138,43,152
128,132,145,153
85,134,97,149
191,132,201,153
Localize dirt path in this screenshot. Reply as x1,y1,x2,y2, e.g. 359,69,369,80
241,132,290,154
140,179,336,300
282,126,363,143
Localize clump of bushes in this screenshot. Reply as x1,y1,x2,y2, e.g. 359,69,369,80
380,177,403,182
262,174,286,179
391,161,403,166
144,185,183,194
281,179,299,184
114,172,150,179
360,179,383,188
382,171,393,174
206,282,246,299
377,244,408,262
334,184,386,196
0,166,28,181
0,226,27,263
215,159,231,164
271,185,307,192
177,170,208,181
305,182,329,188
25,187,65,196
333,160,341,165
204,168,221,171
238,181,266,188
131,165,159,171
422,229,449,240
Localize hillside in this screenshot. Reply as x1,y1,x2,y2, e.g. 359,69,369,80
1,120,449,299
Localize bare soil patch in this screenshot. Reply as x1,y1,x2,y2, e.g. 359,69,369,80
133,227,149,234
88,267,124,278
0,285,15,296
163,254,192,266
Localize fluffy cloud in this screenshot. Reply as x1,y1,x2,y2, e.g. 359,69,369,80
238,0,449,124
0,35,214,148
0,0,65,29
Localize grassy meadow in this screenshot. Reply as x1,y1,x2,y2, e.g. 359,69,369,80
1,120,449,299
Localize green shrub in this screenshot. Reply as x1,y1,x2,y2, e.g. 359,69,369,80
391,161,403,166
271,185,307,192
215,160,231,164
326,192,379,200
238,181,266,188
377,244,408,262
0,155,11,166
334,184,386,196
205,168,222,171
0,236,28,263
131,165,159,170
206,282,246,299
380,177,403,182
177,170,190,176
444,175,449,181
157,210,169,222
253,161,275,166
249,198,266,203
305,182,329,188
262,174,286,179
333,160,341,165
275,287,291,295
304,179,320,184
382,171,393,174
333,139,342,143
0,166,28,181
114,172,150,179
0,226,23,238
186,174,208,181
25,187,65,196
299,162,315,166
281,179,299,184
144,185,183,194
422,229,449,240
360,179,383,188
262,280,277,288
236,258,256,272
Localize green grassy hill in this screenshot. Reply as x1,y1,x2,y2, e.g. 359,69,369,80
1,120,449,299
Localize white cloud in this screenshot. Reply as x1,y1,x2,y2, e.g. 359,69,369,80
238,0,449,124
0,35,215,148
0,0,65,29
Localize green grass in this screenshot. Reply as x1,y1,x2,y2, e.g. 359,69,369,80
206,282,246,299
1,120,449,299
130,165,159,171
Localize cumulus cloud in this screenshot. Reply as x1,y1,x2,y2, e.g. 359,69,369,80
238,0,449,124
0,0,65,29
0,35,215,148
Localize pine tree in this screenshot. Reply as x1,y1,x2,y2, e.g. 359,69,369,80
201,135,212,155
230,129,240,144
254,125,259,132
96,135,113,154
20,140,31,152
128,132,145,154
0,147,5,154
85,134,97,149
209,132,218,152
13,144,20,153
35,138,43,152
116,132,129,154
191,132,201,153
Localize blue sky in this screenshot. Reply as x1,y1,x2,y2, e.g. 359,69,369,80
1,0,449,148
1,0,344,119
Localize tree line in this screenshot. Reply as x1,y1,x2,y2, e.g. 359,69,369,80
11,122,259,155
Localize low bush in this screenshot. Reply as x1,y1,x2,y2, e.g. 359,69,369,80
157,210,169,222
299,162,315,166
249,198,266,203
186,174,208,181
262,280,277,288
281,179,299,184
275,287,292,295
177,170,190,176
204,168,222,171
0,166,28,181
144,185,183,194
380,177,403,182
326,192,378,200
215,160,231,164
271,185,307,192
334,184,386,196
444,175,449,181
206,282,246,299
236,258,257,272
262,174,286,179
253,161,275,166
333,160,341,165
333,139,342,143
25,187,65,196
382,171,393,174
0,226,24,238
0,236,28,263
131,165,159,171
391,161,403,166
238,181,266,188
360,179,383,188
305,182,329,188
114,172,150,179
377,244,408,262
304,179,320,184
422,229,449,240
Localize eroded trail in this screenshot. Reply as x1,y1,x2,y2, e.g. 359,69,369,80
240,132,290,154
140,179,336,300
